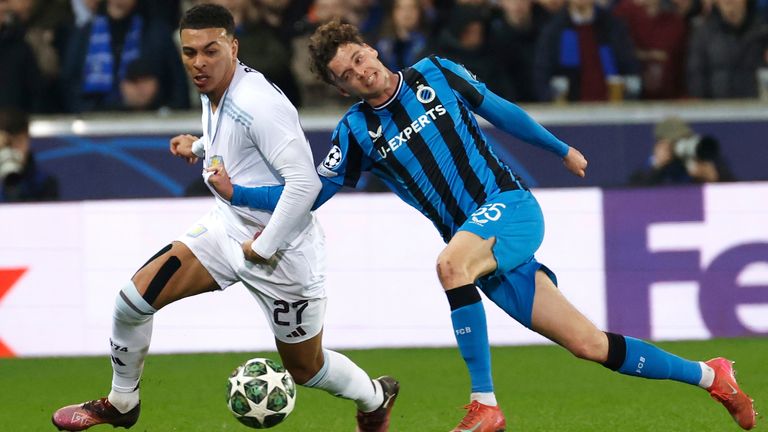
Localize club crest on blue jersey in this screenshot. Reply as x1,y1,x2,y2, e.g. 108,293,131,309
415,84,436,104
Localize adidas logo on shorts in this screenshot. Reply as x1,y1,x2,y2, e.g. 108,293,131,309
286,326,307,338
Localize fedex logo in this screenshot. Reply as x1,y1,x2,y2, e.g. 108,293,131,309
603,186,768,339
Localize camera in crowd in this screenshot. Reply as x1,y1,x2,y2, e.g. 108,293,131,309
0,132,25,186
673,134,722,162
0,109,30,190
0,149,24,185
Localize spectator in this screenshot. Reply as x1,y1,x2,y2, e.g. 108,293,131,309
347,0,385,40
0,109,59,202
628,117,734,186
0,2,42,112
669,0,709,21
291,0,350,107
423,0,455,37
9,0,74,113
628,117,694,186
117,57,161,111
432,4,496,85
536,0,567,18
208,0,303,107
534,0,639,102
760,0,768,19
144,0,182,30
71,0,100,28
60,0,190,113
687,0,768,99
489,0,551,102
375,0,429,72
614,0,688,99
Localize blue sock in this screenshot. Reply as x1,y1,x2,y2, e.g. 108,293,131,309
617,336,702,385
447,285,493,393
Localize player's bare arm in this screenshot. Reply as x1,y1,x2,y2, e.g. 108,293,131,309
205,164,233,200
169,134,200,164
563,146,588,178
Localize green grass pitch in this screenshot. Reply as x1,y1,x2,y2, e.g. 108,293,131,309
1,338,765,431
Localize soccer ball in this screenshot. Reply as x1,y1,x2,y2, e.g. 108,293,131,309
226,358,296,429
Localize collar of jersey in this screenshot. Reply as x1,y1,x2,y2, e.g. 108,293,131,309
370,71,403,111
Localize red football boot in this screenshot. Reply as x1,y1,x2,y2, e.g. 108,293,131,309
451,400,506,432
52,398,140,431
706,357,757,430
356,376,400,432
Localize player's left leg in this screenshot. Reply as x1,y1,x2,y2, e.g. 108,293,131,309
247,220,398,432
530,270,756,430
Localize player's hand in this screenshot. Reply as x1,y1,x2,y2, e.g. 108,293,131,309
563,146,588,178
205,163,234,201
170,134,200,164
241,239,270,264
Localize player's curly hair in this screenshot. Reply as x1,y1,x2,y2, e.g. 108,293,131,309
309,20,365,85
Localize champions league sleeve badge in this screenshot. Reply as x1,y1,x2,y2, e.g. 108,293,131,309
317,145,342,177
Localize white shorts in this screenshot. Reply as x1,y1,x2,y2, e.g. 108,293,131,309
177,207,327,343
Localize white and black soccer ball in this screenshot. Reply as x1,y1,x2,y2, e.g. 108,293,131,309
226,358,296,429
323,145,342,170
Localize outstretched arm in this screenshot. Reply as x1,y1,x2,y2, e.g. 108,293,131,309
433,55,587,178
476,92,588,177
476,91,569,157
230,176,342,211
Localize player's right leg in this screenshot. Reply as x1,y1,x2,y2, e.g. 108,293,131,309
52,241,219,431
439,190,544,432
437,232,507,432
275,332,399,432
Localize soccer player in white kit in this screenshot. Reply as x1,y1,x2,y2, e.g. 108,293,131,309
52,5,398,432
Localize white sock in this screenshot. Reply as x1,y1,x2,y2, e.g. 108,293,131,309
110,282,155,399
471,392,498,406
108,388,140,413
698,362,715,389
303,349,384,412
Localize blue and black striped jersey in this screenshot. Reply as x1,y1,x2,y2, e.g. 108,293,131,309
317,56,568,242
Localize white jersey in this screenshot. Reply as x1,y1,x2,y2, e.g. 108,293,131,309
197,62,320,258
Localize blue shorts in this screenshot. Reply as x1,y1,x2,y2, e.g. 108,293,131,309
457,189,554,328
477,260,557,328
457,189,544,276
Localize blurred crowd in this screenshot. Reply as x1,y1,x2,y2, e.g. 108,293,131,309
0,0,760,202
1,0,768,114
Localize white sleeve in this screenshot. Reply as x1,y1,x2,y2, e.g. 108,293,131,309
248,99,320,259
191,138,205,158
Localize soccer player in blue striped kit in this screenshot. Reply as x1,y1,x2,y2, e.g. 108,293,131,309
210,20,757,432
